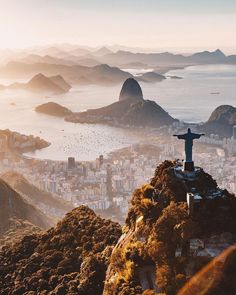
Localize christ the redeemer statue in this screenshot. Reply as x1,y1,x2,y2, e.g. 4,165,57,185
173,128,204,171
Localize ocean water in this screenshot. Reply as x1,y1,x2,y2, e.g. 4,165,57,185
0,64,235,161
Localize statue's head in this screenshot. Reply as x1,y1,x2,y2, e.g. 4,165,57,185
188,128,191,133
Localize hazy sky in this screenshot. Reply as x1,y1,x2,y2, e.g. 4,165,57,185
1,0,236,52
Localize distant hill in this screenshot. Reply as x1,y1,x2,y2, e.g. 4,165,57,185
37,46,72,58
1,171,73,220
100,50,188,66
49,75,71,92
0,62,132,85
1,48,234,87
35,102,72,117
138,71,166,82
8,73,71,94
16,53,103,67
73,56,101,67
227,55,236,64
90,64,132,85
200,105,236,138
68,47,91,57
191,49,226,63
66,78,176,127
0,178,51,237
92,46,113,57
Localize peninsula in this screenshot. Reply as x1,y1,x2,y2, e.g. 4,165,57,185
65,78,176,128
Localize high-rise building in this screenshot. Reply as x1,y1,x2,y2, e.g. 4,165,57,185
233,125,236,140
106,164,113,200
68,157,75,170
99,155,104,167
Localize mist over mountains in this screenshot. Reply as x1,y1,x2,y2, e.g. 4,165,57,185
0,46,236,87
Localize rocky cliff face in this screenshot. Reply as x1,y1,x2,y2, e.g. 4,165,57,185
1,161,235,295
200,105,236,138
119,78,144,101
103,161,236,295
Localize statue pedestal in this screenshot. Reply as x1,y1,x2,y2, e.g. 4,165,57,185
174,165,200,180
183,161,194,172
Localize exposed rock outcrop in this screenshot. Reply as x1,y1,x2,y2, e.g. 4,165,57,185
119,78,143,101
200,105,236,138
103,161,236,295
66,78,176,128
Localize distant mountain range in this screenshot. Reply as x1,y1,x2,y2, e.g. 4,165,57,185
0,62,133,85
98,49,236,67
1,47,236,86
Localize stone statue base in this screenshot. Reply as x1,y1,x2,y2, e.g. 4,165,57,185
183,161,194,172
174,165,200,180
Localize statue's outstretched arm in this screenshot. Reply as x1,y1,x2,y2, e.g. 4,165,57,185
192,133,205,139
173,134,186,139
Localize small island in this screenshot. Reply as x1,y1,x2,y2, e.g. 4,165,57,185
167,75,183,79
138,71,166,83
35,102,72,117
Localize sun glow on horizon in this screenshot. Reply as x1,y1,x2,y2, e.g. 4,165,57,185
0,0,236,52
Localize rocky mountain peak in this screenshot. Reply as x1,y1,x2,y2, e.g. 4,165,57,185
119,78,143,101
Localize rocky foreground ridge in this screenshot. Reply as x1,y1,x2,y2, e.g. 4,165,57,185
103,161,236,295
0,161,236,295
0,206,121,295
